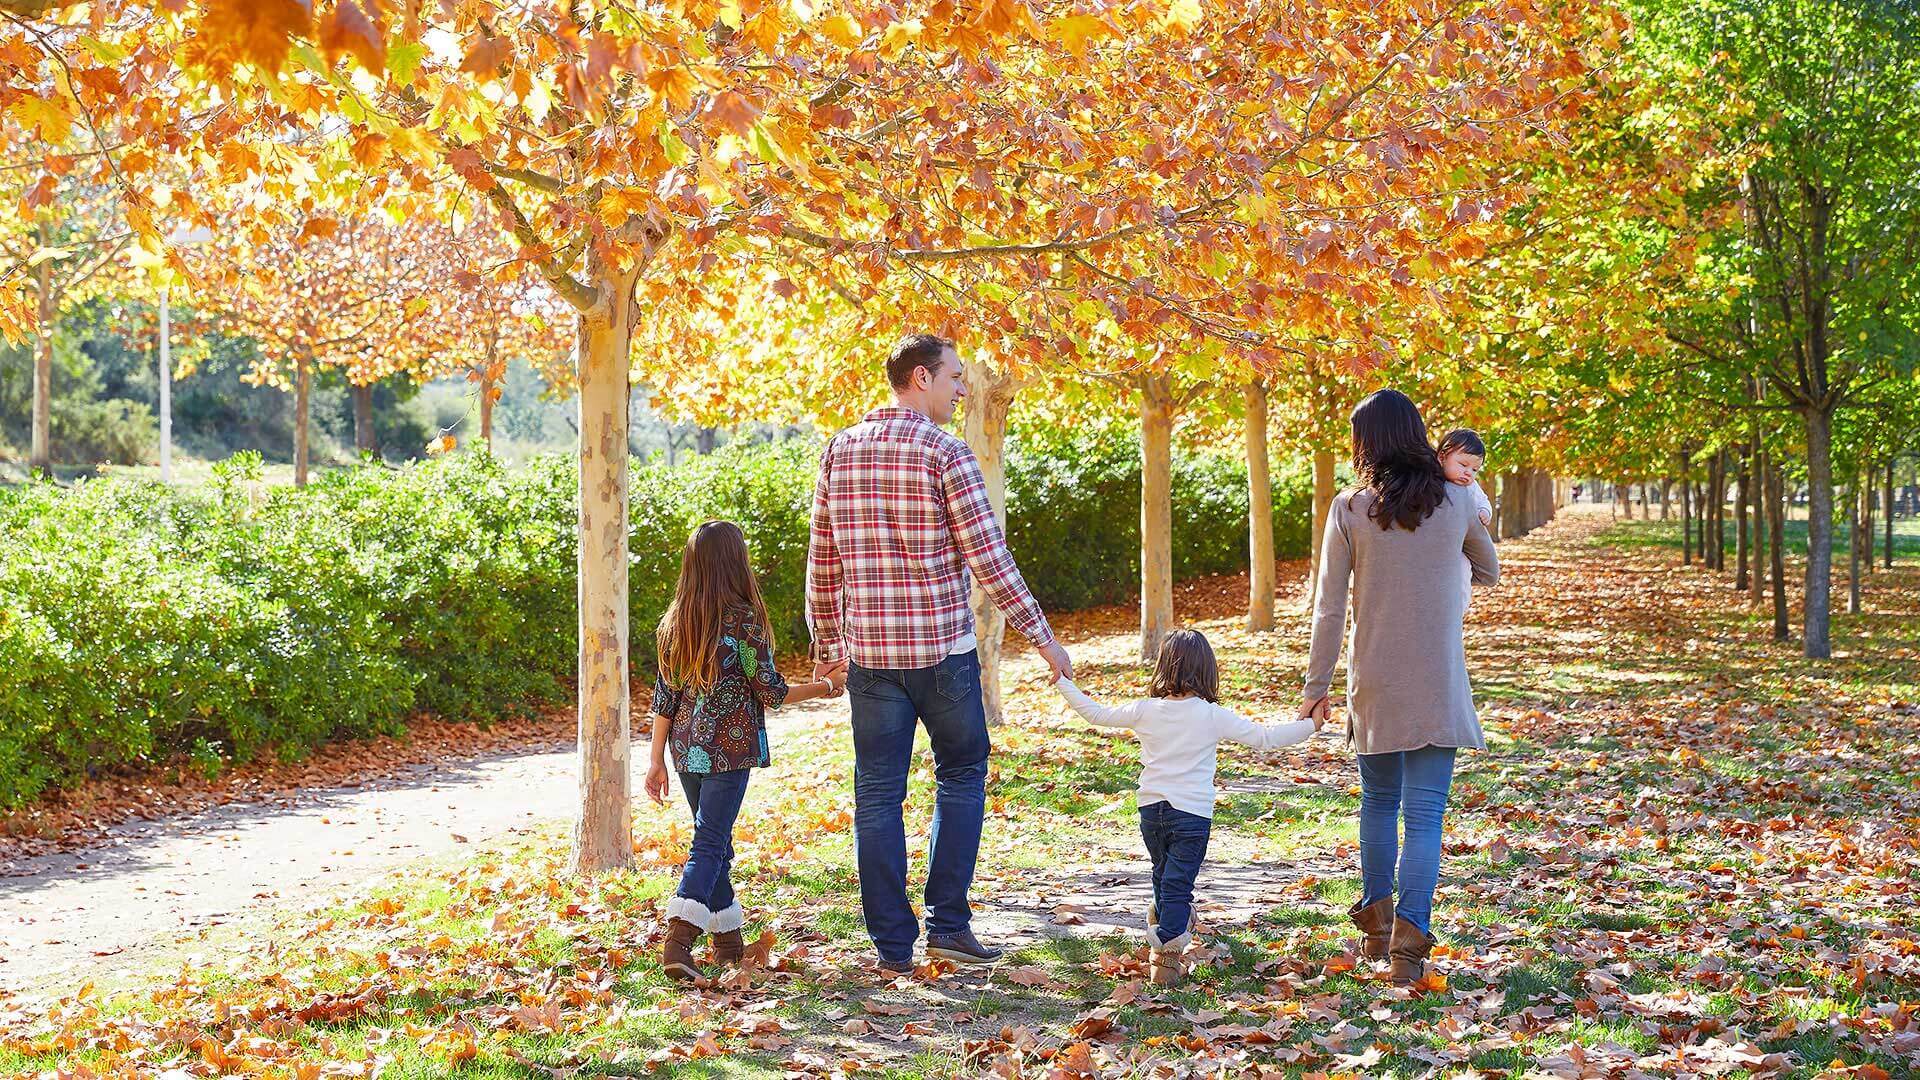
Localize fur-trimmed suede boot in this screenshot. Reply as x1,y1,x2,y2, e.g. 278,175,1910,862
708,903,746,966
662,896,713,983
1148,930,1191,987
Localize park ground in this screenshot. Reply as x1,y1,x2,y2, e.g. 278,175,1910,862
0,505,1916,1078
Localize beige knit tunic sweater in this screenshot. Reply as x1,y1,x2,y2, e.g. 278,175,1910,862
1304,483,1500,755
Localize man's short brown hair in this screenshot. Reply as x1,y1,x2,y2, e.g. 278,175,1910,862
886,334,955,389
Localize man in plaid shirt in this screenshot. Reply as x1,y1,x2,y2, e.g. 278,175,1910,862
807,334,1074,971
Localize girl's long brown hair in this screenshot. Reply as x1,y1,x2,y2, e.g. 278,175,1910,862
656,521,772,695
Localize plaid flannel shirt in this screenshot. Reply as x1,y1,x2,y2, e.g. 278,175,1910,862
806,406,1056,670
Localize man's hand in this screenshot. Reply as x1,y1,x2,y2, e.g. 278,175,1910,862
1297,695,1331,730
644,760,670,805
1040,642,1073,683
814,658,848,683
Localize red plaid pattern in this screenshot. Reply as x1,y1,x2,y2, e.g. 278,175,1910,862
807,406,1056,669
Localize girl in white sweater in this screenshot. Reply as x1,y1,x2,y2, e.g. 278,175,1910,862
1053,629,1321,985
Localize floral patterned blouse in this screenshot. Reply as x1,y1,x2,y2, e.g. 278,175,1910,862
650,603,789,774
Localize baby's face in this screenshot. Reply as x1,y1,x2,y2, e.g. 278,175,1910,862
1441,449,1483,487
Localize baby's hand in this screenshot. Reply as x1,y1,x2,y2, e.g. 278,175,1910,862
1478,508,1492,526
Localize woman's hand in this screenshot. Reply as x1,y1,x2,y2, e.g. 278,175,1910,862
1297,695,1331,730
644,760,670,805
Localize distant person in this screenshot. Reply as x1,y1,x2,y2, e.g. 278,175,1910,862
1052,629,1322,986
644,520,846,982
1300,390,1499,986
806,334,1073,973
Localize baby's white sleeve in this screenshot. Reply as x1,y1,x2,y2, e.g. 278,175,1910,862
1472,482,1492,522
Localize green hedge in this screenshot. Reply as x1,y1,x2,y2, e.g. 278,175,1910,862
0,435,1307,807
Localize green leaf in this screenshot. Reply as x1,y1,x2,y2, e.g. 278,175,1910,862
387,41,426,84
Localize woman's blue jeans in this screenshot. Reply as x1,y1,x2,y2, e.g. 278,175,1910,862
1356,746,1457,933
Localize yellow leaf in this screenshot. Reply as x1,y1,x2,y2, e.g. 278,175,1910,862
818,13,862,46
7,95,72,143
1049,14,1109,57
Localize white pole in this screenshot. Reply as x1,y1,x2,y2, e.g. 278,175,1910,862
159,285,172,484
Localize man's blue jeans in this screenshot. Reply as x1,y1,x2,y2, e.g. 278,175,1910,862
1356,745,1458,933
847,650,990,964
1139,801,1211,945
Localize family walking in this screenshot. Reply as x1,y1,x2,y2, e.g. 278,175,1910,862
642,334,1499,990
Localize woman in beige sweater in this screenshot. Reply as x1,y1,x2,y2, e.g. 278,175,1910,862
1298,389,1499,986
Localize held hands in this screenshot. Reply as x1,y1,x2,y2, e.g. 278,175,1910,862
813,658,849,698
1040,642,1074,684
644,758,670,805
1297,695,1331,732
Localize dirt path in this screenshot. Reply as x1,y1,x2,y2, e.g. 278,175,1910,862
0,698,842,993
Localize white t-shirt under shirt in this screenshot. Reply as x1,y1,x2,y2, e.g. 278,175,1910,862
1053,679,1316,818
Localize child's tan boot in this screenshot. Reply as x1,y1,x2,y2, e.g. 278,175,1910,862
1148,931,1190,987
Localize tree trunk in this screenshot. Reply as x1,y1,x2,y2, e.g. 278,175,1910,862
962,362,1018,726
1620,483,1634,519
1847,478,1862,615
1536,470,1553,529
572,262,643,876
1802,407,1833,658
159,287,173,483
1709,455,1724,570
1502,470,1525,539
1139,373,1175,661
1307,448,1335,611
1862,471,1875,573
695,426,718,454
30,251,54,477
1681,454,1693,565
1660,479,1671,520
1244,379,1275,632
294,349,312,487
1768,458,1788,641
1887,459,1898,570
1750,444,1767,604
351,382,378,458
1735,444,1751,592
478,372,497,450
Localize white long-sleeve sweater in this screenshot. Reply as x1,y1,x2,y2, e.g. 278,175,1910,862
1053,679,1317,818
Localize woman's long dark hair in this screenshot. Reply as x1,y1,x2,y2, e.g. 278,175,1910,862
1348,389,1448,531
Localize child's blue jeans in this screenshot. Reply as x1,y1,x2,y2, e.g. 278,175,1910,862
1138,800,1211,945
1356,745,1458,933
673,768,750,930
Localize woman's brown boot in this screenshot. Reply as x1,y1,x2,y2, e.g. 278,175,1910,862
1347,897,1394,962
661,918,705,983
1388,915,1435,986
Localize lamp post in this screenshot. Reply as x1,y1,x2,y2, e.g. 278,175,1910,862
159,225,214,483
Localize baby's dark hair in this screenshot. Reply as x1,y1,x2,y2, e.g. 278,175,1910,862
1149,629,1219,704
1438,428,1486,457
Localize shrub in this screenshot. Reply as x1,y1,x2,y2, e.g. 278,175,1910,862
0,433,1308,807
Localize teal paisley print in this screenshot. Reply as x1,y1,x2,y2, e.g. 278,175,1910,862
650,602,787,774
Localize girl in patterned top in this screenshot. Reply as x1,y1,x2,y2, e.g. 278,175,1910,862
645,520,845,982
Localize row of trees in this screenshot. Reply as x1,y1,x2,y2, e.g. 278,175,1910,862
3,0,1913,874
